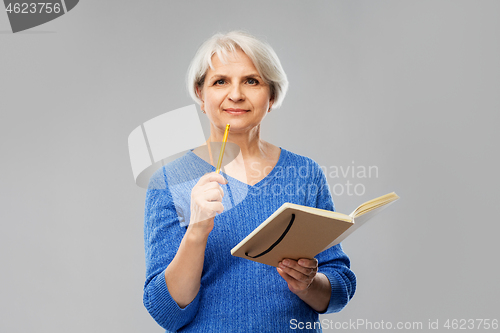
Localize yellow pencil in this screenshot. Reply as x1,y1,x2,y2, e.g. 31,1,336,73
215,124,230,174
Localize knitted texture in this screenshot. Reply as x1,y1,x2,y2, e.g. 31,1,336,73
143,147,356,332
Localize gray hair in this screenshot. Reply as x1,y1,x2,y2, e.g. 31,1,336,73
186,31,288,110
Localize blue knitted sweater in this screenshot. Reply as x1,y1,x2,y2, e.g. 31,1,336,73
143,147,356,332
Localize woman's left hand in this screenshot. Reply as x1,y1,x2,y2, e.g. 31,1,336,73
277,258,318,296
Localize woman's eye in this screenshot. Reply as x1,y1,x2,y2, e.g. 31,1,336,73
214,79,225,85
247,78,259,85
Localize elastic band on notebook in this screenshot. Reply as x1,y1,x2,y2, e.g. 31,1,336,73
245,214,295,259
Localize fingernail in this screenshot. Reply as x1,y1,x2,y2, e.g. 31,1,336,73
283,259,289,266
298,259,305,265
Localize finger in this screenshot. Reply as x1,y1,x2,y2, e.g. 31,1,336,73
204,188,223,202
281,259,316,277
297,258,318,269
206,201,224,214
276,267,295,286
199,172,228,186
278,261,314,283
276,267,289,281
276,267,306,293
202,182,224,199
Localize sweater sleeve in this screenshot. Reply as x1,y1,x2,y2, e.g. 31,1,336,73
143,168,200,331
312,164,357,314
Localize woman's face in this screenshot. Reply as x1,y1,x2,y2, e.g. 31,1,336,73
198,49,274,134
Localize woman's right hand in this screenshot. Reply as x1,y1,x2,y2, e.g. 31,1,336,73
188,172,227,239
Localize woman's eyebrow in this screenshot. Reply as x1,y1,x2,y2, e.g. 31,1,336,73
244,74,262,79
208,74,262,81
208,74,227,81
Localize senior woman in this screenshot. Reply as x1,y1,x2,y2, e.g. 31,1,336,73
143,31,356,332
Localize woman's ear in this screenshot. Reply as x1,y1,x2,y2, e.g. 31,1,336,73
196,86,205,111
268,95,274,112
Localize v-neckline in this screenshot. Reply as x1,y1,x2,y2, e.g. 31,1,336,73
188,147,287,189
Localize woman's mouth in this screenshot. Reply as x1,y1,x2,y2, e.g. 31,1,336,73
224,108,248,115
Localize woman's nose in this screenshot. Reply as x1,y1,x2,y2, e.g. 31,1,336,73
228,84,244,102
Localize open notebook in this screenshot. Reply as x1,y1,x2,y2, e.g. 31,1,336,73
231,192,400,267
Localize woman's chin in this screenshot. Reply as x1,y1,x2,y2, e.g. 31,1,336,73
220,122,255,133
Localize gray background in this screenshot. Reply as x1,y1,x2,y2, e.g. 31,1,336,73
1,1,499,332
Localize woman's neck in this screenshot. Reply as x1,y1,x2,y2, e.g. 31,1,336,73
207,123,269,160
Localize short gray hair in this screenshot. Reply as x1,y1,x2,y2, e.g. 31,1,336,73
186,31,288,110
